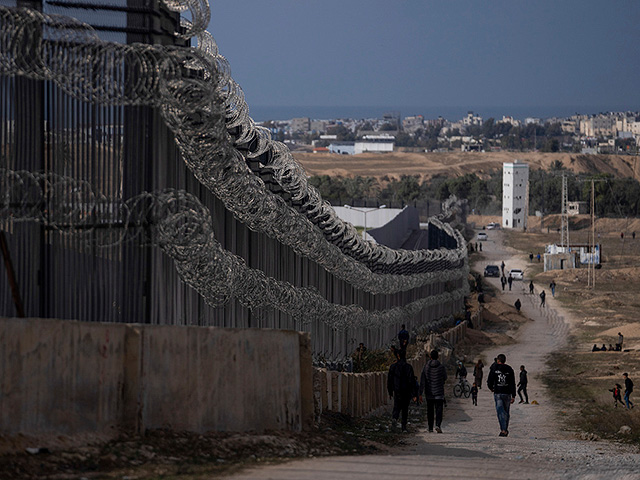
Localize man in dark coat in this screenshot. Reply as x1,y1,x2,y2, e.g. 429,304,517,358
623,373,634,410
487,353,516,436
397,324,410,352
419,350,448,433
517,365,529,404
387,349,415,432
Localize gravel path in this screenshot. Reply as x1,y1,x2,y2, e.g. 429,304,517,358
225,231,640,479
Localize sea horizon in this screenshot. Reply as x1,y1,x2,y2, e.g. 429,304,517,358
247,105,639,123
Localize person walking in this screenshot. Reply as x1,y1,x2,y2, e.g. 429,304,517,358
507,275,513,291
456,360,467,380
419,350,447,433
537,253,541,263
473,359,484,389
610,383,623,408
540,290,546,307
501,276,507,291
397,324,410,352
529,281,534,295
387,349,415,432
501,261,505,276
514,298,521,313
487,353,516,437
471,383,479,406
616,332,624,351
529,252,534,262
623,373,634,409
550,280,557,298
517,365,529,404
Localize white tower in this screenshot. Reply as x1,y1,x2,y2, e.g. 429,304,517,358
502,160,529,230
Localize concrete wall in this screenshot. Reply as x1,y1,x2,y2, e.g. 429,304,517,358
333,206,404,231
367,206,420,248
0,318,129,436
0,318,314,437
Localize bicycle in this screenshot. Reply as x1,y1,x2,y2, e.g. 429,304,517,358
453,377,471,398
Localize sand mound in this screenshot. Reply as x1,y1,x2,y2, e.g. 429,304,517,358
599,322,640,339
294,151,639,182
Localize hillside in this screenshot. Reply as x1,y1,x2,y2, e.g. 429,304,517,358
293,151,639,181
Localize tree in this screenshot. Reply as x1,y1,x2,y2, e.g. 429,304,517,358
541,138,560,152
327,125,355,141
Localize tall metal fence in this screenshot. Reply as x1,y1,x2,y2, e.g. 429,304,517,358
0,0,468,358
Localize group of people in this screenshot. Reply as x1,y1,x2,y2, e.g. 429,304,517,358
592,332,625,352
387,349,528,437
609,373,634,409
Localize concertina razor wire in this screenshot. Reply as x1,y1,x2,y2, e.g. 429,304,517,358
1,169,468,330
0,2,469,329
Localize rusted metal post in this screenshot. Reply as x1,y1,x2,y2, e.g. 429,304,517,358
0,231,25,317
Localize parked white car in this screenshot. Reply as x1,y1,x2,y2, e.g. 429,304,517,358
509,268,524,280
477,232,488,241
485,222,500,230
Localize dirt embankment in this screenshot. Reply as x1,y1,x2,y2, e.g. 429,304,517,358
469,214,640,235
294,151,639,182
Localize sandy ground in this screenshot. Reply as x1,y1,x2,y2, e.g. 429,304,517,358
293,151,640,182
224,230,640,480
469,214,640,236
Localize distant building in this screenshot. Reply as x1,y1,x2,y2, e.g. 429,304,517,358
500,116,521,127
461,137,483,152
425,117,446,128
502,161,529,230
328,142,355,155
462,111,483,127
524,117,541,125
310,119,329,133
581,115,616,137
356,135,394,154
568,201,587,215
290,117,310,133
561,120,577,134
402,115,424,133
328,135,394,155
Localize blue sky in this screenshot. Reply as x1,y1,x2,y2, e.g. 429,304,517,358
207,1,640,110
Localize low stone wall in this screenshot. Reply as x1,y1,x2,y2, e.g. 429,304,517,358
314,309,482,418
0,318,314,438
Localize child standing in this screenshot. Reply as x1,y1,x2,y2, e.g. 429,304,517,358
471,382,478,406
609,384,623,407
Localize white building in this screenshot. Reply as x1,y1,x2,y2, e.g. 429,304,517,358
502,161,529,230
355,135,395,154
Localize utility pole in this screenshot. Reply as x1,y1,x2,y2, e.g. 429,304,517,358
561,174,569,249
578,177,606,290
589,179,595,289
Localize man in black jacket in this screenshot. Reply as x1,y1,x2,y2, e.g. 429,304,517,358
623,373,634,409
387,349,415,432
397,324,410,352
419,350,447,433
517,365,529,404
487,353,516,436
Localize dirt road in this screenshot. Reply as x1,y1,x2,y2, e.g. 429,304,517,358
224,231,640,479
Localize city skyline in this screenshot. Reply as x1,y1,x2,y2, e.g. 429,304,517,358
208,0,640,110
